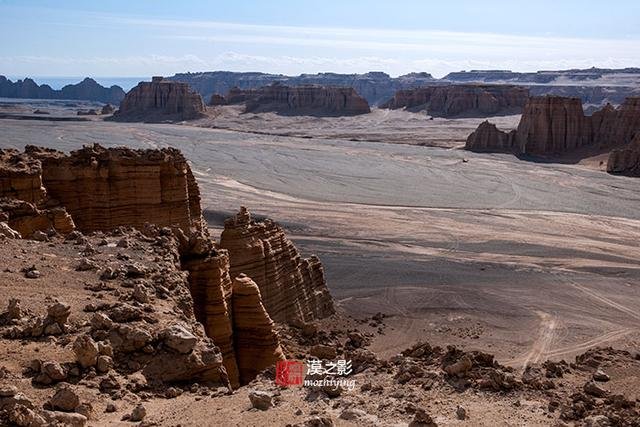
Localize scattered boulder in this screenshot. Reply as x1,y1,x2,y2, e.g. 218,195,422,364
129,404,146,422
48,386,80,412
248,390,274,410
161,324,197,354
73,334,99,368
584,381,608,398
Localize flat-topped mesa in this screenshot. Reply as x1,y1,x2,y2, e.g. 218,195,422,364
381,84,529,117
220,207,335,324
113,76,205,122
232,274,285,385
466,96,640,158
29,143,204,233
226,83,371,116
607,134,640,177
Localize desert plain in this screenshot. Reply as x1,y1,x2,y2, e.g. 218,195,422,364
2,102,639,371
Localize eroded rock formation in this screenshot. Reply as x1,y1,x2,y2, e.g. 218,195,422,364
182,248,239,387
0,145,335,388
225,83,371,116
0,148,47,204
466,96,640,159
31,144,204,233
607,134,640,176
381,85,529,117
169,71,436,106
232,274,285,384
113,77,205,122
220,207,335,324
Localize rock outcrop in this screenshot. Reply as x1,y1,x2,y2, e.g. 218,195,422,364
169,71,436,106
113,77,205,122
607,134,640,176
182,248,239,387
513,96,590,154
464,121,515,152
209,94,226,106
220,207,335,324
381,85,529,117
232,274,285,384
0,76,125,104
0,144,336,389
226,83,371,116
0,148,47,204
466,96,640,158
30,144,204,233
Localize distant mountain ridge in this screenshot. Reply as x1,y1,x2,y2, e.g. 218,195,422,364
0,76,126,104
169,68,640,108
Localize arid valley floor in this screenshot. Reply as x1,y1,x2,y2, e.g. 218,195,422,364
3,105,640,372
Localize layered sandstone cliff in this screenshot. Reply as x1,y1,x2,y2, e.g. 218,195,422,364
607,134,640,177
381,85,529,117
0,148,47,204
220,207,335,324
0,145,334,388
113,77,205,122
466,96,640,159
30,144,204,233
226,83,371,116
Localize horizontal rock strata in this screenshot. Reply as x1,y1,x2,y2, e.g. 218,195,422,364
466,96,640,159
0,144,335,388
113,76,205,122
381,84,529,117
607,134,640,177
226,83,371,116
30,144,204,233
232,274,285,384
220,207,335,324
182,248,239,388
0,148,47,204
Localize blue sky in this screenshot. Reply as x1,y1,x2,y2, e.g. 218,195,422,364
2,0,640,78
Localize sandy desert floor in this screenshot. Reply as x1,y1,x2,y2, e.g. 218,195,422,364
2,110,639,371
196,105,521,148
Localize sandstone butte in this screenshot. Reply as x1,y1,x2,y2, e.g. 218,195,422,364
222,82,371,116
607,133,640,177
0,143,335,388
112,76,205,122
465,96,640,175
380,84,529,117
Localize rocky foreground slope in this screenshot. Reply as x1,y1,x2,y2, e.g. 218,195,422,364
380,85,528,117
0,76,125,104
112,77,205,122
218,83,371,116
466,96,640,175
1,144,639,425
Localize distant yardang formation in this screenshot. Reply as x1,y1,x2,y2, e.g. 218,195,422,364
113,76,205,122
0,76,125,104
169,67,640,108
381,85,529,117
466,96,640,176
169,71,436,106
607,134,640,177
0,144,334,388
219,83,370,116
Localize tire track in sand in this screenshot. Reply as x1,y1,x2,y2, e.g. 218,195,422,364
520,310,558,369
